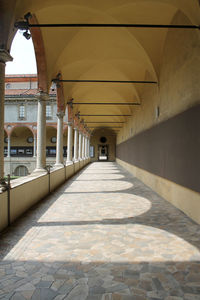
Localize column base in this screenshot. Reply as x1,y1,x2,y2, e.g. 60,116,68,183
66,161,73,166
54,163,65,169
33,167,47,174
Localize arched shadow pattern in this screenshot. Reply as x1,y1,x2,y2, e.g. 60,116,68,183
0,162,200,299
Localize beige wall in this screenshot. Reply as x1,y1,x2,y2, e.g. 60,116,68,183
117,159,200,225
0,192,8,232
116,11,200,224
91,129,116,162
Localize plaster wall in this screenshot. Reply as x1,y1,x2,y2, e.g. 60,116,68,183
116,12,200,224
10,173,49,223
4,102,58,123
117,159,200,225
0,192,8,232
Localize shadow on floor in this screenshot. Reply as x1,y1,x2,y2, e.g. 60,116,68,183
0,259,200,299
0,163,200,267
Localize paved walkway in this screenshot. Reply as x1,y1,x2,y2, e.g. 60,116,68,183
0,162,200,300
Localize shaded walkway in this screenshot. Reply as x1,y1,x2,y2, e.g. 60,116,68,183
0,162,200,299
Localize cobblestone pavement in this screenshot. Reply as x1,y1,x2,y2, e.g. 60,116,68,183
0,162,200,300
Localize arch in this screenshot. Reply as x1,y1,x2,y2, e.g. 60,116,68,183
9,124,34,136
10,127,34,158
29,14,48,93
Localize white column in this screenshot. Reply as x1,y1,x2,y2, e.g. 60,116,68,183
85,136,88,158
73,127,78,162
7,136,11,158
33,133,37,157
55,111,64,166
78,131,82,160
35,92,47,172
0,50,12,185
66,122,73,164
82,134,85,159
88,138,90,158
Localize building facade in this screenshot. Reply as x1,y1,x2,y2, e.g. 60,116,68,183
4,74,69,176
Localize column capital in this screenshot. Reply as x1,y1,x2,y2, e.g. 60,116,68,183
0,49,13,64
67,121,73,126
56,111,65,119
36,91,49,102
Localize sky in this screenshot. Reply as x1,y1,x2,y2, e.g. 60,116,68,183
6,30,37,75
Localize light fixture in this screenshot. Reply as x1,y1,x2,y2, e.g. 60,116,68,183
23,30,31,40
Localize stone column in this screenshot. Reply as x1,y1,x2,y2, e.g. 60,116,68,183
85,136,88,158
7,135,11,158
66,122,73,164
55,111,64,166
73,127,78,162
82,134,85,159
35,92,48,172
78,131,82,160
88,137,90,158
0,50,12,185
33,133,37,157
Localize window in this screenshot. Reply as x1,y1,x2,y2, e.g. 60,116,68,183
46,147,56,157
19,104,25,119
46,105,52,119
26,148,33,155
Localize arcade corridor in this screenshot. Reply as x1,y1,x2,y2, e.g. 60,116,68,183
0,162,200,299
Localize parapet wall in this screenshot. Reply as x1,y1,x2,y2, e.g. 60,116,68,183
0,158,90,232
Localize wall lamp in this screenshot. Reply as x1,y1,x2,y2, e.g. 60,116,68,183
23,30,31,40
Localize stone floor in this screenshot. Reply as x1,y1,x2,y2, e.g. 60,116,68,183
0,162,200,300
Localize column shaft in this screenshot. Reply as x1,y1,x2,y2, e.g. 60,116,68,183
0,50,12,181
73,128,78,161
36,92,47,171
78,131,82,160
85,137,88,158
7,136,11,158
88,138,90,158
67,122,73,163
33,134,37,157
82,135,85,159
56,112,64,166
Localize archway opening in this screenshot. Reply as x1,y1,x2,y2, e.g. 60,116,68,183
14,165,29,177
10,126,34,157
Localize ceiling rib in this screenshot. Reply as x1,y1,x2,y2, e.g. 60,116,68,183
15,21,200,30
79,114,131,117
86,121,125,124
71,102,140,105
53,79,157,84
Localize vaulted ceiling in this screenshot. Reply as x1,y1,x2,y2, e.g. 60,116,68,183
1,0,200,133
